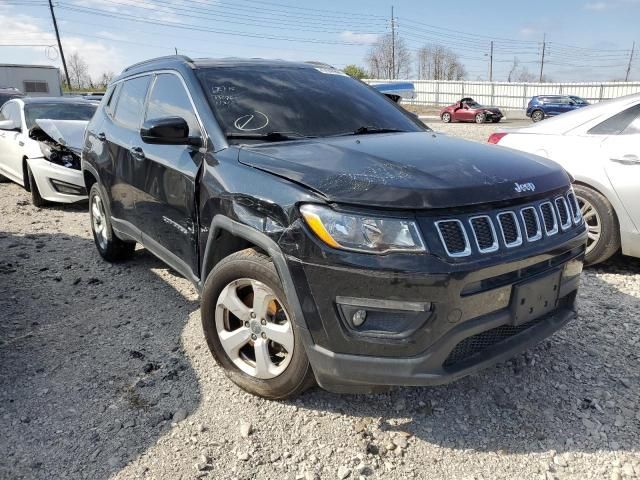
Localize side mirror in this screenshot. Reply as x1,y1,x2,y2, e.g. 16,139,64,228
0,119,19,131
140,117,201,147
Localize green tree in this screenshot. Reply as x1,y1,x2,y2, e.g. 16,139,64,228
343,64,368,79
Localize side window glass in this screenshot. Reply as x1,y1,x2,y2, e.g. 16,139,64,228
114,76,150,130
588,104,640,135
1,103,21,128
622,112,640,135
145,74,201,137
104,83,121,117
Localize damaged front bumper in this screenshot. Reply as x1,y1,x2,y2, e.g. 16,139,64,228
27,157,87,203
282,230,585,394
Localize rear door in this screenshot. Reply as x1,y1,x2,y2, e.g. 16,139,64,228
134,72,204,278
107,75,152,231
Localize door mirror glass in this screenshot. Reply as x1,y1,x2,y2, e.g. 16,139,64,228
141,117,201,146
0,119,18,131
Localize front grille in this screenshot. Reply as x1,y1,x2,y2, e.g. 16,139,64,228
555,197,571,230
469,216,498,252
497,212,522,247
435,220,470,256
566,192,581,224
443,317,545,367
521,207,542,241
432,189,580,258
540,202,558,235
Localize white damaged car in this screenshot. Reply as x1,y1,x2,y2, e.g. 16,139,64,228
0,97,96,206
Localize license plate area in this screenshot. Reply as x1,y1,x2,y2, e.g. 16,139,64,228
510,269,562,326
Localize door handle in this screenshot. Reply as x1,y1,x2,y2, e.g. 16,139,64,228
97,132,106,142
610,154,640,165
130,146,145,160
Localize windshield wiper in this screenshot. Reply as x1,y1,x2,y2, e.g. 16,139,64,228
331,126,408,137
226,131,315,142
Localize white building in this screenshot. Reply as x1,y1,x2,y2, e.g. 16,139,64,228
0,64,62,97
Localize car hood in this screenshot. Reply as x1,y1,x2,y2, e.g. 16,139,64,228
237,132,570,209
31,119,88,155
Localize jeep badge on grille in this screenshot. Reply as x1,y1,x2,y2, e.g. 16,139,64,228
514,182,536,193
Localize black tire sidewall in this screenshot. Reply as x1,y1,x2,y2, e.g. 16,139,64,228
89,183,134,262
27,165,46,207
532,110,544,122
574,185,620,265
441,113,451,123
201,251,312,399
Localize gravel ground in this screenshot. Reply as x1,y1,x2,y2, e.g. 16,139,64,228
1,124,639,480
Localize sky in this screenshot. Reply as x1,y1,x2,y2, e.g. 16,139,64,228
1,0,639,83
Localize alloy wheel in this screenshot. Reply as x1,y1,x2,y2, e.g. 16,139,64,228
532,111,544,122
215,278,294,379
577,196,601,255
91,194,108,250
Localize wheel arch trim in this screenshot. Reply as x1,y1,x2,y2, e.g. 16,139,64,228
201,215,311,336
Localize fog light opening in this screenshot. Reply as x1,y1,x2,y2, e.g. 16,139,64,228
352,309,367,327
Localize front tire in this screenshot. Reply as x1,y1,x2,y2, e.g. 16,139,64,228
574,185,620,265
201,249,314,399
475,113,485,124
531,110,545,122
441,112,452,123
26,165,47,207
492,118,501,123
89,183,135,262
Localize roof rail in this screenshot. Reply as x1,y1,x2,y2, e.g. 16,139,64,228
123,55,193,72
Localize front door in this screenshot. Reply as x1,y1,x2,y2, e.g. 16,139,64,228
134,72,203,278
603,132,640,229
0,101,25,182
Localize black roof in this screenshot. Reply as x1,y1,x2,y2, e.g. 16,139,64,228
20,96,96,105
115,55,331,81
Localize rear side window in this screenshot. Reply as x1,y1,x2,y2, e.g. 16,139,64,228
588,104,640,135
145,73,201,136
114,76,150,130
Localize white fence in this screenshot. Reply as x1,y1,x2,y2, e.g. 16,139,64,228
366,79,640,111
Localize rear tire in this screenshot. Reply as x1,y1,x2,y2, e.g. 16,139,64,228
201,249,315,399
89,183,135,262
26,165,47,207
475,113,485,124
573,184,620,265
441,112,452,123
531,110,545,122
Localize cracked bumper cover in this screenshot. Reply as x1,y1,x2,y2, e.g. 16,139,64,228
282,232,585,394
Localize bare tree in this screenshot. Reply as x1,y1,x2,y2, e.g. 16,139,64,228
67,52,90,90
507,57,520,82
416,44,466,80
366,33,412,79
97,71,115,89
507,57,541,83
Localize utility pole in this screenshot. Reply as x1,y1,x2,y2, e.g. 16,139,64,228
390,6,395,79
48,0,71,89
625,41,635,81
539,33,546,83
489,41,494,82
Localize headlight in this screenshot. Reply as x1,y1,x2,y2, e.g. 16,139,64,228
300,204,426,254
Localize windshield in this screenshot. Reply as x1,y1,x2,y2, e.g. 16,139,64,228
464,101,482,108
196,65,425,141
24,103,96,129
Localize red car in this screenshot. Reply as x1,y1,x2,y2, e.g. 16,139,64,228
440,98,503,124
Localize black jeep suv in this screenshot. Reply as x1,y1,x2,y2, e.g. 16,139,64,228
82,56,587,399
